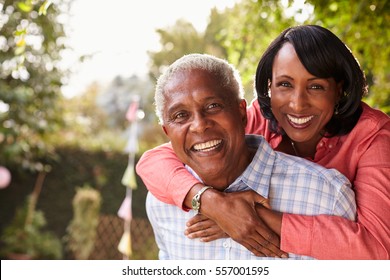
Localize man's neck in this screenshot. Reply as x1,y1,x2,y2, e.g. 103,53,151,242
197,146,257,191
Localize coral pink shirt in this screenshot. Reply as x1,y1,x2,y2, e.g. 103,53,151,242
136,100,390,259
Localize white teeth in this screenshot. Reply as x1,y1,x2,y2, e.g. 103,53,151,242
193,140,222,152
287,114,314,125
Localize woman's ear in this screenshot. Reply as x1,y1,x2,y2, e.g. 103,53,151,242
337,81,344,102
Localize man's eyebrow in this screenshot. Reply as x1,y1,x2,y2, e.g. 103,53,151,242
166,102,185,114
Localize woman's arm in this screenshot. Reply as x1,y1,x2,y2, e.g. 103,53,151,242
281,124,390,259
280,174,390,259
136,142,200,208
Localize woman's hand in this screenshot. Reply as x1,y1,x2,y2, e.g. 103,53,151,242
198,189,288,258
185,214,228,241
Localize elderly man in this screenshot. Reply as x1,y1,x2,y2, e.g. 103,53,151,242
145,53,356,259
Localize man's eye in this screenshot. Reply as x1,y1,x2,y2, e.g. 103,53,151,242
207,103,224,112
172,112,188,122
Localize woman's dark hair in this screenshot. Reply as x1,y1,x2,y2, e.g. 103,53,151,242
255,25,367,136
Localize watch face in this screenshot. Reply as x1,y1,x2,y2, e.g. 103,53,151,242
192,193,200,210
192,199,200,210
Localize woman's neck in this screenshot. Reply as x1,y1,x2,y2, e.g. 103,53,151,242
277,135,320,159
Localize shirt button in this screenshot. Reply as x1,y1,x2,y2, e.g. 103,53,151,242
328,144,333,148
319,142,324,147
223,242,229,248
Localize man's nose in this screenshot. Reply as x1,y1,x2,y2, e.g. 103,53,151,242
189,112,211,133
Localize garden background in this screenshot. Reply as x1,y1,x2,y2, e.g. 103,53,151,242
0,0,388,260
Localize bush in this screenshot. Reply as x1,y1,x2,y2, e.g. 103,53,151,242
0,196,63,259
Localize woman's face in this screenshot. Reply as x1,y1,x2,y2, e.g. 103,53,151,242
270,43,343,145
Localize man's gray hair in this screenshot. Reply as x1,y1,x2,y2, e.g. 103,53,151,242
155,53,244,124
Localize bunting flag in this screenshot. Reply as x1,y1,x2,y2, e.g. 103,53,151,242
117,192,132,222
126,96,139,122
117,188,133,257
117,97,140,259
117,222,132,257
121,153,137,190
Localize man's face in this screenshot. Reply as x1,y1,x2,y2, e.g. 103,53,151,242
161,69,247,183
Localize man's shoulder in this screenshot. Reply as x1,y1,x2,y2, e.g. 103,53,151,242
244,134,350,186
274,151,350,187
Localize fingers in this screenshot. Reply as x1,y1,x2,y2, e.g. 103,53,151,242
239,235,288,258
185,215,227,241
185,222,227,240
250,233,288,258
255,198,271,209
186,213,208,227
199,231,228,242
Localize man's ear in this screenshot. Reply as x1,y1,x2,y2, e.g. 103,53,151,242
162,125,168,136
239,99,248,127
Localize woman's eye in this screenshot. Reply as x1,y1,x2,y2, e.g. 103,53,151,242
277,82,292,88
309,84,325,90
208,103,220,109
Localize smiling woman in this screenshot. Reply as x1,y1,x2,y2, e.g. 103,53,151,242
268,43,342,158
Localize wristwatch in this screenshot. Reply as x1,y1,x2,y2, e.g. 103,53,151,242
191,186,213,213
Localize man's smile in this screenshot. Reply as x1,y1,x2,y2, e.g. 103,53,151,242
192,139,223,152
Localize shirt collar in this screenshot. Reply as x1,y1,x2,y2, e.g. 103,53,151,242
226,135,276,199
185,135,276,199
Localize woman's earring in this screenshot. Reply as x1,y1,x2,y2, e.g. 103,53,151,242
334,103,340,115
267,80,272,98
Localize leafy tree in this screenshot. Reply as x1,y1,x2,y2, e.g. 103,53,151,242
147,1,297,100
147,19,207,81
97,75,153,129
0,0,71,172
214,0,296,98
51,82,123,151
304,0,390,112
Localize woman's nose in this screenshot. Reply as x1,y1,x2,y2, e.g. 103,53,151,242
289,88,309,112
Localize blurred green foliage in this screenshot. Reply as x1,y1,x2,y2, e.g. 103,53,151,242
0,195,63,259
0,0,71,172
64,185,102,260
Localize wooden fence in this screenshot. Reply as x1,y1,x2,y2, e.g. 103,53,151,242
89,215,158,260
